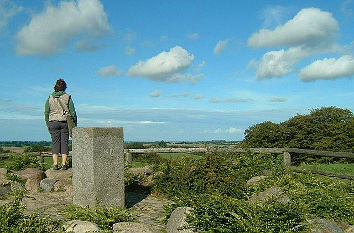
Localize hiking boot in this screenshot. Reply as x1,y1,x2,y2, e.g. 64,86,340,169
53,165,59,170
61,165,67,170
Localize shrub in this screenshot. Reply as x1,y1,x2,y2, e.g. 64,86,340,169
24,145,51,153
64,204,134,232
155,152,354,232
4,154,45,171
125,142,145,149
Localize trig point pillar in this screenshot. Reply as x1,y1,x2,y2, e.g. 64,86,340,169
72,127,125,208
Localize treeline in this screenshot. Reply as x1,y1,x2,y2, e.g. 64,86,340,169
242,107,354,152
0,141,51,147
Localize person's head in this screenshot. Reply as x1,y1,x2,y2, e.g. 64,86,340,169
54,79,67,92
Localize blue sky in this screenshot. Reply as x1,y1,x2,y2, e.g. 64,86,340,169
0,0,353,141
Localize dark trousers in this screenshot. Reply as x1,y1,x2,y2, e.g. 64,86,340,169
48,121,69,154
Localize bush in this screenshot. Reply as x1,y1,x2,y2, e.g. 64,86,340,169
125,142,145,149
0,147,10,153
64,205,133,232
155,152,354,232
4,154,44,171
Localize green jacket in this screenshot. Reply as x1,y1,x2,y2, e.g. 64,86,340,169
44,91,77,127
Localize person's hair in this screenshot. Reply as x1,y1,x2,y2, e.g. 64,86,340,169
54,79,67,92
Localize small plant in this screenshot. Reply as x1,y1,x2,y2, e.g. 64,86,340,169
6,172,26,186
64,204,134,232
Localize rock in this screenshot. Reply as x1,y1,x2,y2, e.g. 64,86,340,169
246,176,267,187
166,207,195,233
113,222,162,233
11,182,25,192
14,168,45,194
40,178,57,192
0,168,7,179
308,219,344,233
46,168,72,192
249,187,290,204
63,220,100,233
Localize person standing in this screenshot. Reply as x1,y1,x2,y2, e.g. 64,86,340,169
44,79,77,170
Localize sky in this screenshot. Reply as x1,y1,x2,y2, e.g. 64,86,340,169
0,0,353,141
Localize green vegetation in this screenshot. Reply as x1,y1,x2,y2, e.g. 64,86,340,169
124,142,145,149
64,205,133,232
0,154,45,171
242,107,353,152
154,152,354,232
24,145,51,153
0,192,61,233
0,147,10,153
293,163,354,175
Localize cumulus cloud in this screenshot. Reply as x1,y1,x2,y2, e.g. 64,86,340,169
166,74,204,83
0,0,23,31
269,97,287,102
209,98,252,103
187,33,199,40
252,46,309,78
74,40,102,52
127,46,196,82
125,46,136,55
96,65,122,78
149,90,161,97
214,39,229,54
300,55,354,81
260,6,287,28
16,0,110,55
248,8,338,48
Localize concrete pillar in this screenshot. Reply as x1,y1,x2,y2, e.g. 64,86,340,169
72,127,125,208
283,151,291,166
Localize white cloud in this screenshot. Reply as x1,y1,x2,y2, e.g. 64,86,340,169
194,94,203,100
149,90,161,97
125,46,136,55
96,65,122,77
269,97,287,102
209,98,252,103
253,46,309,78
248,8,338,48
214,39,229,54
214,127,243,134
16,0,110,55
170,93,190,98
187,33,199,40
0,0,23,32
300,55,354,81
127,46,195,82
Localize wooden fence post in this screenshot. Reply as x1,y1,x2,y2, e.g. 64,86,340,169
283,151,291,166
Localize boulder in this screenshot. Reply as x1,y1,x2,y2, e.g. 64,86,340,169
249,187,290,204
40,178,57,192
63,220,100,233
308,219,344,233
14,168,45,194
246,176,267,187
46,168,72,192
113,222,162,233
166,207,195,233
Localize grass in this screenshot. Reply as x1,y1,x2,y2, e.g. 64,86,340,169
293,163,354,175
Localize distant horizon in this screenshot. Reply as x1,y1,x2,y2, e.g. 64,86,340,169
1,0,353,141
